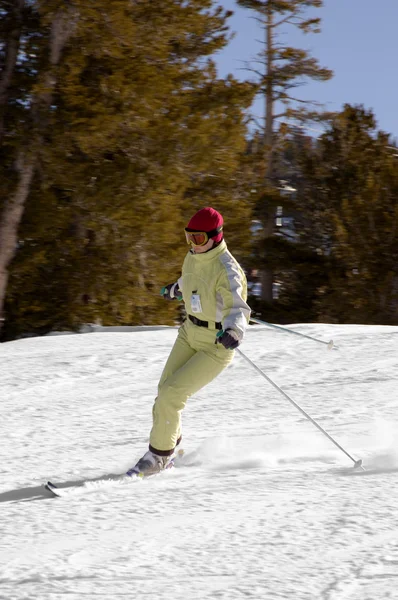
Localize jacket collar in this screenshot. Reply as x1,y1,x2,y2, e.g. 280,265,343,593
189,239,227,262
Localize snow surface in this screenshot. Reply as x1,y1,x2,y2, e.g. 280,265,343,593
1,323,398,600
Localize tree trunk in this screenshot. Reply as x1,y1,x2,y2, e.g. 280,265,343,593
0,0,25,145
260,268,273,304
0,5,78,336
261,3,275,304
264,3,274,162
0,157,35,329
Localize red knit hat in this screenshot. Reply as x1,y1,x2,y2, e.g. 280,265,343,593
186,207,224,243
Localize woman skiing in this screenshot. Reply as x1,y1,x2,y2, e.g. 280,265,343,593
127,207,251,477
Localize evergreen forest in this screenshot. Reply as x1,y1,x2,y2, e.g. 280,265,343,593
1,0,397,341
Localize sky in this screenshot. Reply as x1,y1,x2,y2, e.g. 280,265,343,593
2,323,398,598
216,0,398,139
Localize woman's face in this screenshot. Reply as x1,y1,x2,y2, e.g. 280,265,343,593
192,238,214,254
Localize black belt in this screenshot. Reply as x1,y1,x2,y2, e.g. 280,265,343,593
188,315,222,330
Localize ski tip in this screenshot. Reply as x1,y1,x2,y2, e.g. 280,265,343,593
44,481,64,497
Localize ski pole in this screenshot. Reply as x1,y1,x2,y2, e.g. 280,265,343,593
250,317,337,350
236,348,364,470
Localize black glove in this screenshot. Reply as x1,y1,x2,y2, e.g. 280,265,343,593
160,282,182,301
217,328,240,350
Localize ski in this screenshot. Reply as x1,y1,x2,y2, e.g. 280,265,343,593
44,475,138,498
43,449,186,498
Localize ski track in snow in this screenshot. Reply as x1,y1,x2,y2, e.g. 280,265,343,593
1,324,398,599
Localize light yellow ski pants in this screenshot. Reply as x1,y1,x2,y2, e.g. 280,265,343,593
149,319,234,454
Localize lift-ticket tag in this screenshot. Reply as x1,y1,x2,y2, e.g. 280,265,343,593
191,294,202,313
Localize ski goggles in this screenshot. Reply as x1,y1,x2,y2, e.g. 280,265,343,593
184,226,223,246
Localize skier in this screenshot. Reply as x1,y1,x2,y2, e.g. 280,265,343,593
127,207,251,477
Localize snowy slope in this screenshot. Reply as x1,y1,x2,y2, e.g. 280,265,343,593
1,323,398,600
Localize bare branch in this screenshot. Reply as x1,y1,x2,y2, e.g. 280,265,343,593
273,14,295,28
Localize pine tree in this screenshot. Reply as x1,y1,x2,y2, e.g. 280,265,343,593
300,105,398,323
237,0,332,302
0,0,78,334
1,0,255,339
